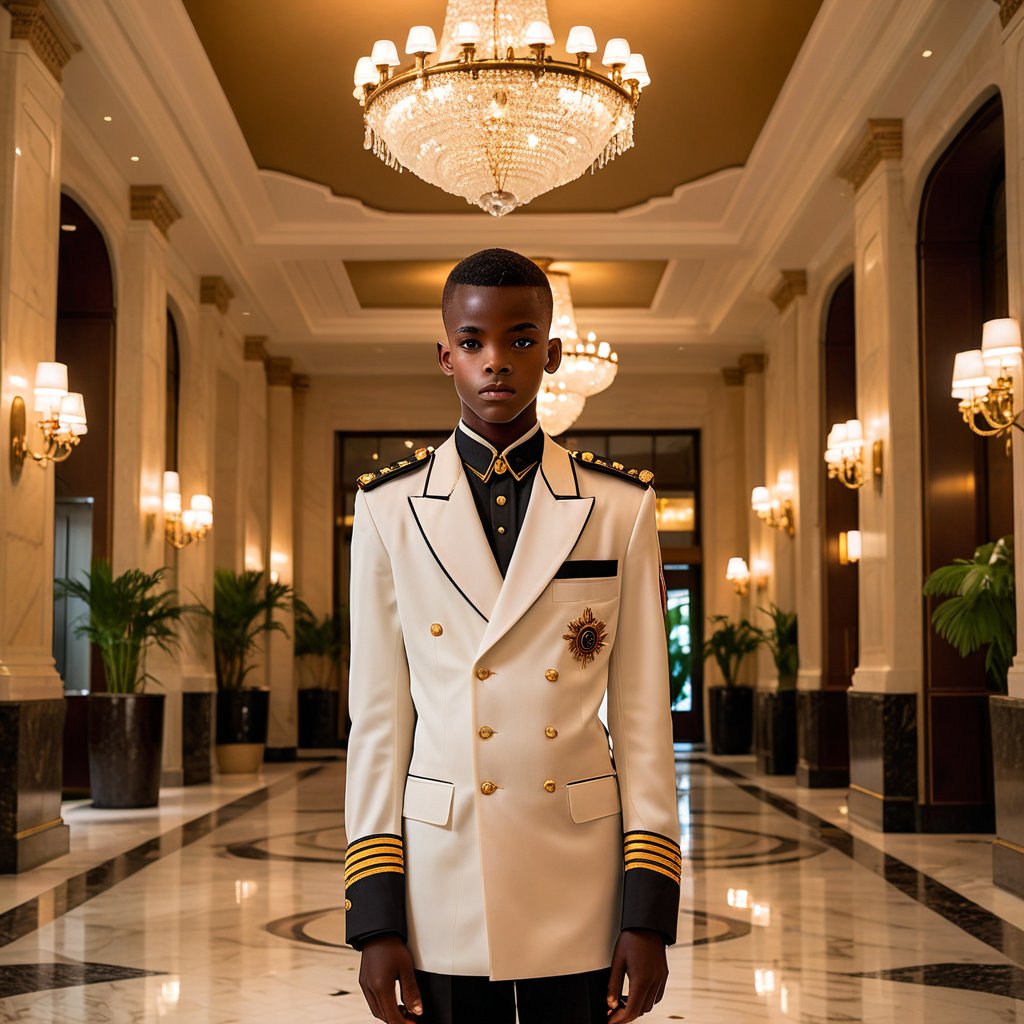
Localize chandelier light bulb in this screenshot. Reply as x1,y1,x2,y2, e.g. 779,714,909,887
354,56,377,86
370,39,401,69
622,52,650,88
454,20,481,45
601,38,631,68
566,25,597,54
405,26,438,55
524,21,554,47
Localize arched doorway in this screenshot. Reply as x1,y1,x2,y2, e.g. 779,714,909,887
54,194,115,794
917,93,1009,831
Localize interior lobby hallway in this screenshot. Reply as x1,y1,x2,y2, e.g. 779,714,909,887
0,753,1021,1023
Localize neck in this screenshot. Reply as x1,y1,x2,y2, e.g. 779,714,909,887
460,404,539,451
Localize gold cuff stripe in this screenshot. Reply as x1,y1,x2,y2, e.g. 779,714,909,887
345,847,405,871
625,861,681,884
625,832,681,855
625,851,682,878
344,854,405,882
345,864,406,888
347,835,404,854
624,840,683,865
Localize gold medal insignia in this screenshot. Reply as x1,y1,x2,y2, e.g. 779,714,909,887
563,607,608,668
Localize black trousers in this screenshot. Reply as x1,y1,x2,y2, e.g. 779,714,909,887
414,967,613,1024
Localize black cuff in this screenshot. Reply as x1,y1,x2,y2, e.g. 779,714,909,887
344,833,407,949
620,831,681,945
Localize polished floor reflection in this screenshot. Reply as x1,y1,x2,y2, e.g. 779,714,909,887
0,753,1022,1022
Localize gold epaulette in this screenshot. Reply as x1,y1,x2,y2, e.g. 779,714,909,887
356,447,434,491
569,450,653,489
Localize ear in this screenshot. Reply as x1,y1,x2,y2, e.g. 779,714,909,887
544,337,562,374
437,339,455,377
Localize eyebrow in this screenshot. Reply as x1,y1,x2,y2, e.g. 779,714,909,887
453,321,541,335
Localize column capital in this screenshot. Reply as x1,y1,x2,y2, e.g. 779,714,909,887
129,185,180,239
293,374,310,391
200,276,233,315
770,270,808,313
995,0,1022,28
266,357,294,387
244,336,268,364
837,119,903,191
721,367,745,387
739,353,766,375
3,0,79,82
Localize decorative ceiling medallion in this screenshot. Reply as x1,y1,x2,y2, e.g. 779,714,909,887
563,607,608,668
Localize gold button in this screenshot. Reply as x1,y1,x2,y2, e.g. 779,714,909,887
545,726,558,739
481,781,497,795
344,899,352,911
493,458,507,474
476,668,492,680
543,779,556,793
497,526,506,535
479,726,494,739
545,669,559,682
430,623,443,637
495,495,507,506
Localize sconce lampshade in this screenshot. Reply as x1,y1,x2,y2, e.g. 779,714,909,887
751,486,771,513
404,25,437,55
981,317,1023,369
191,493,214,528
951,349,991,398
726,557,750,583
622,53,651,88
33,361,68,413
163,471,182,514
601,37,631,67
353,56,377,86
847,529,862,562
524,20,555,46
370,39,401,68
566,25,598,54
58,392,88,435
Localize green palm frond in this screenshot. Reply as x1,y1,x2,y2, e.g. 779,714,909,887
293,599,343,690
701,615,760,686
752,603,799,685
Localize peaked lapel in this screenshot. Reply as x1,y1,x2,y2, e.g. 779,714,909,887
408,434,503,622
476,436,594,659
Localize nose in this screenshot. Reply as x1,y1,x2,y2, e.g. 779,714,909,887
484,349,512,376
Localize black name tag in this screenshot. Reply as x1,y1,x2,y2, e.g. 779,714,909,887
554,559,618,579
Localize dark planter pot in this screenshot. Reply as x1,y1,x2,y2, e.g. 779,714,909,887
216,689,269,775
709,685,754,755
87,693,165,809
756,688,797,775
182,691,214,786
298,688,341,749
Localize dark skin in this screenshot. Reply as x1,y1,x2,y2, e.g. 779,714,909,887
357,283,670,1023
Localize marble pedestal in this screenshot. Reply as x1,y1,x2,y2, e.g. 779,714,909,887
991,695,1024,897
797,689,850,787
182,692,213,786
0,700,70,873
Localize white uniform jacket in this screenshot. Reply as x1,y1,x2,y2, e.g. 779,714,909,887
344,431,680,981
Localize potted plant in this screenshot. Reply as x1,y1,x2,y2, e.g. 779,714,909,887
702,615,760,755
752,604,799,775
294,600,344,749
666,601,694,742
193,569,293,774
55,561,187,808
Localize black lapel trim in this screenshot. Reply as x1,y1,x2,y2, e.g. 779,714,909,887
408,497,489,622
540,463,586,501
420,451,437,496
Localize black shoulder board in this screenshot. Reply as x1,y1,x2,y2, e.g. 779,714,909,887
357,447,434,491
569,450,653,489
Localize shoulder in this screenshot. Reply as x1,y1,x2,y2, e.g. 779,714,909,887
356,447,434,492
568,449,654,490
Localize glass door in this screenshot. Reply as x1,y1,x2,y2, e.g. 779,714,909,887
664,564,703,742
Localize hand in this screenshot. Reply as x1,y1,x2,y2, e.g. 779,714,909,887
358,934,424,1022
606,928,668,1022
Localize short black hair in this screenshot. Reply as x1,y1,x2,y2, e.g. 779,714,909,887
441,248,553,326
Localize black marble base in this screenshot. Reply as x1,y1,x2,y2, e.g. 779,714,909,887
0,700,70,874
796,689,850,788
182,692,213,786
0,961,163,998
847,691,918,832
755,689,796,775
264,746,297,763
991,695,1024,897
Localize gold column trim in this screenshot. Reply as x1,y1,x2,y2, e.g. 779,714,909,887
770,270,808,313
3,0,79,82
995,835,1024,855
266,356,294,388
998,0,1022,28
738,353,766,375
837,119,903,192
721,367,744,387
200,276,233,315
244,336,269,364
849,781,914,802
14,815,63,840
129,185,181,239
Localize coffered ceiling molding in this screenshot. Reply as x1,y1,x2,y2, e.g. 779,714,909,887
200,275,233,315
129,184,180,238
837,118,903,191
770,269,808,312
4,0,79,82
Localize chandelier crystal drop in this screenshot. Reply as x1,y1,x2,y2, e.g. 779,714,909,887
536,381,585,436
353,0,650,216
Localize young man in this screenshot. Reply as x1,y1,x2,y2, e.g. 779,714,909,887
345,249,680,1024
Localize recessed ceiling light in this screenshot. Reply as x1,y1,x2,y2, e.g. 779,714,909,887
242,311,251,316
14,146,21,157
922,49,933,58
103,115,112,122
60,224,77,232
130,155,140,162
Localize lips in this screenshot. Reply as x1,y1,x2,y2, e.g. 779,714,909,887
479,384,516,397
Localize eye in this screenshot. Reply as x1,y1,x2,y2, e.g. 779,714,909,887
512,337,535,349
458,338,481,350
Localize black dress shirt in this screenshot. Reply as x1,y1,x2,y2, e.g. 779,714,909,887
455,422,545,577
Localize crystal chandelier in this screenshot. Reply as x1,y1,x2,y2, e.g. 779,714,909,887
352,0,651,216
536,381,585,436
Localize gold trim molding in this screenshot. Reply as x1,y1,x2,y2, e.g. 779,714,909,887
200,276,233,315
3,0,78,82
738,353,766,376
266,356,294,387
244,336,268,364
14,815,64,840
995,835,1024,855
838,119,903,191
771,270,808,313
129,185,180,239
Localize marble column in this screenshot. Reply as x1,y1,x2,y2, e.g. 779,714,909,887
0,0,77,871
992,0,1024,894
839,120,923,831
265,357,296,759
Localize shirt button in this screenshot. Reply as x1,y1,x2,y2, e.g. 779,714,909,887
481,781,498,795
545,669,559,682
543,780,556,793
497,526,506,535
545,726,558,739
479,726,495,739
495,495,507,506
476,668,493,680
430,623,443,637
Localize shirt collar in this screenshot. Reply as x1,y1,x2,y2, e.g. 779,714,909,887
456,420,544,482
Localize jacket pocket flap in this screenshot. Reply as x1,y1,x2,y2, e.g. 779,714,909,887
403,775,454,826
567,774,620,824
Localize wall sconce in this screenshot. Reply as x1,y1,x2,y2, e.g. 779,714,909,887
9,362,87,474
951,318,1022,448
726,557,751,596
823,418,883,489
838,530,862,566
163,471,213,549
751,476,795,536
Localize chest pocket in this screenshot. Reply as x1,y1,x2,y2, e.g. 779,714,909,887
403,775,454,827
552,578,618,604
566,773,621,824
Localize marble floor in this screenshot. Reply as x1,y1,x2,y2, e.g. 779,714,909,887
1,752,1023,1022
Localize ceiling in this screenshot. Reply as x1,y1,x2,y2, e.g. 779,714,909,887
182,0,822,215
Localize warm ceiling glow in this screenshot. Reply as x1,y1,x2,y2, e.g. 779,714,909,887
130,155,140,162
921,49,933,58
